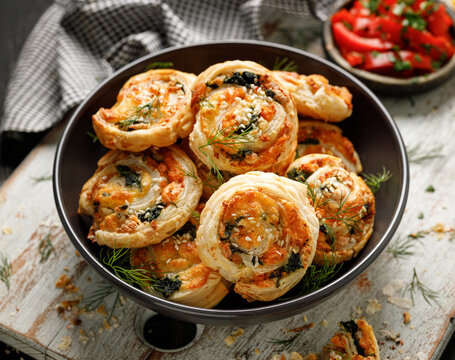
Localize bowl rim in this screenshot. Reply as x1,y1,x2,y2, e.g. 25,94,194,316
53,39,409,325
323,0,455,88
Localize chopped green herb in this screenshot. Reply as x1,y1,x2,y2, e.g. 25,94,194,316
31,175,52,182
286,167,313,183
403,268,439,306
418,212,424,219
407,143,444,163
138,203,165,222
86,130,99,143
0,253,12,291
80,280,121,320
362,0,380,13
340,320,365,356
402,11,427,31
266,332,301,350
425,185,435,193
116,98,162,130
39,233,55,263
371,50,380,58
272,57,298,72
205,82,219,89
386,232,424,259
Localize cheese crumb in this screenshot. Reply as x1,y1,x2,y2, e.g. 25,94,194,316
58,336,72,351
2,226,12,235
416,351,426,360
255,348,260,355
55,274,71,288
320,319,328,327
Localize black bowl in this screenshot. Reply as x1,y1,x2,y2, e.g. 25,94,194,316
53,40,409,326
323,0,455,95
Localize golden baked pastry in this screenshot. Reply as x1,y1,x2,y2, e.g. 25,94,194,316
297,120,362,173
78,146,202,248
189,60,298,179
286,154,375,264
92,69,196,151
130,206,230,308
320,320,380,360
196,172,319,302
274,71,352,123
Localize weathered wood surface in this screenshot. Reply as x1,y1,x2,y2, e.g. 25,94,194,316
1,3,455,360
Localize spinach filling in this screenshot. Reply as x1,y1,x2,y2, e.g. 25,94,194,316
226,149,253,161
340,320,366,356
173,222,196,239
138,203,165,222
221,216,246,242
270,251,303,287
116,165,142,191
223,71,260,88
300,137,320,145
286,167,313,183
152,276,182,298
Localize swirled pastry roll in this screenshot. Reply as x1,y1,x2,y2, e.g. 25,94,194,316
189,61,298,176
273,71,352,123
196,172,319,302
297,120,362,173
130,207,230,308
92,69,196,151
320,320,380,360
78,146,202,248
286,154,375,265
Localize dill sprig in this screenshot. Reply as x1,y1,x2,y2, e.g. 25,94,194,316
279,254,343,300
266,332,301,350
407,144,444,163
145,61,174,71
403,268,439,306
86,130,98,143
273,57,298,72
116,97,163,130
386,233,423,259
31,175,52,182
362,167,392,194
0,253,12,291
39,232,55,263
334,351,352,360
179,166,219,191
80,280,121,320
199,125,254,150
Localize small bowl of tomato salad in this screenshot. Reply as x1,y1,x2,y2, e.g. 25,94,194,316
323,0,455,94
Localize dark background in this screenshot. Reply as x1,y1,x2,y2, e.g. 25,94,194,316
0,0,454,359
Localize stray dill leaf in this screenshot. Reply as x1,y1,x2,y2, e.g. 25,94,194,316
418,212,424,219
0,253,12,290
199,125,254,150
116,98,162,130
31,175,52,182
403,268,439,306
80,280,121,320
362,167,392,194
386,233,424,259
266,332,301,350
39,233,55,263
145,61,174,70
425,185,435,193
86,130,98,143
272,57,298,72
407,144,444,163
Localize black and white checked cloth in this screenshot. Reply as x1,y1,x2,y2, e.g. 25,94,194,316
1,0,334,134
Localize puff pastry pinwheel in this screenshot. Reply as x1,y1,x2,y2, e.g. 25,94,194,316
196,171,319,302
130,207,230,308
296,120,362,173
78,146,202,248
273,71,352,123
189,60,298,177
92,69,196,151
286,154,374,264
320,320,380,360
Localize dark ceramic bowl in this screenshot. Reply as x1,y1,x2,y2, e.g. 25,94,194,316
323,0,455,95
53,40,409,326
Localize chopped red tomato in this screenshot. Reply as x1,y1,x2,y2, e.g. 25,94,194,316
332,22,394,52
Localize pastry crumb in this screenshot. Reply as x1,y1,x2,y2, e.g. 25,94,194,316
403,311,411,324
224,327,244,346
365,299,382,314
320,319,328,327
55,274,71,288
255,348,260,355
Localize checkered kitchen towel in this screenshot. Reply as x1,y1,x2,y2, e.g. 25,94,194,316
1,0,335,133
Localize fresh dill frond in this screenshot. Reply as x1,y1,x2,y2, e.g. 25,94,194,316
266,332,301,350
31,175,52,182
386,233,423,259
116,97,163,130
39,232,55,263
407,144,444,163
334,351,352,360
362,167,392,194
425,185,435,193
321,192,364,235
199,125,253,150
273,57,298,72
179,165,220,191
80,280,121,320
403,268,439,306
145,61,174,70
86,130,98,143
0,253,12,291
